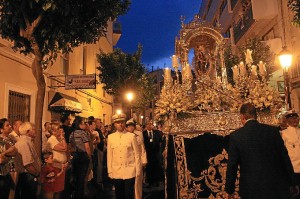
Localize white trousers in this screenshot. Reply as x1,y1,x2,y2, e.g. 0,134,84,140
135,170,143,199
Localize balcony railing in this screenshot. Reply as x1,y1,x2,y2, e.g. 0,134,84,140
233,6,255,44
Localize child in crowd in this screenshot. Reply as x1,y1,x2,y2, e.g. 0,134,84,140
41,151,65,199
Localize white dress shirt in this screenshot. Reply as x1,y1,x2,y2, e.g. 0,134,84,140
282,126,300,173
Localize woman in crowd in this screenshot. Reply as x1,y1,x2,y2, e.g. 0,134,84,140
46,123,68,199
69,117,91,199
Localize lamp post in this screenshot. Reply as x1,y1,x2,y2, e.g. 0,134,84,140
279,46,293,110
126,92,134,118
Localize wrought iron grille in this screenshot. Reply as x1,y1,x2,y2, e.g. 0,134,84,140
8,90,31,122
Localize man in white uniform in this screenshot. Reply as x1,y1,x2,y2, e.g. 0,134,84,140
282,110,300,197
126,118,147,199
107,113,141,199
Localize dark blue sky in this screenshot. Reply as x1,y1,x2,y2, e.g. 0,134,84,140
115,0,202,71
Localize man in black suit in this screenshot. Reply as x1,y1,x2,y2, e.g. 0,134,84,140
143,121,163,187
225,103,298,199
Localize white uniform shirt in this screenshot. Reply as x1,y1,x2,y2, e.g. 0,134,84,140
282,126,300,173
107,131,141,179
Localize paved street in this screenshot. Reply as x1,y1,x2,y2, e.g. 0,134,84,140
86,182,165,199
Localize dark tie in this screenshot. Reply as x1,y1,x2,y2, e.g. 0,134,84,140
149,131,152,138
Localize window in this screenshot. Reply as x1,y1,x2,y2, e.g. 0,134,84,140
207,0,212,12
220,0,228,15
60,54,69,75
8,90,31,122
213,18,219,27
223,26,231,38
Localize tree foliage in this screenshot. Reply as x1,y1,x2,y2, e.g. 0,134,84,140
0,0,130,66
224,37,276,83
288,0,300,26
224,44,239,85
97,45,156,109
238,37,275,73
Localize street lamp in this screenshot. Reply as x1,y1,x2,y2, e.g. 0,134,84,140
116,109,122,114
279,46,293,110
126,92,134,117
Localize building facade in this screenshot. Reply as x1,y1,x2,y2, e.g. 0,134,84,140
199,0,300,111
0,20,121,126
144,69,165,123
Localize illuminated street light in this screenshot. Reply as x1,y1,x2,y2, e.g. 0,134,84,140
116,109,122,114
279,46,292,110
126,92,133,102
126,92,134,117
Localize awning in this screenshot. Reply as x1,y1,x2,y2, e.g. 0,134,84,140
48,92,82,113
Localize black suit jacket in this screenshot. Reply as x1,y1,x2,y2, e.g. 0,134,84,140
225,120,295,199
143,130,162,161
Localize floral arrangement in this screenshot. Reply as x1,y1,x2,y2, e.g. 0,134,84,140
155,80,194,121
245,80,282,111
155,49,283,122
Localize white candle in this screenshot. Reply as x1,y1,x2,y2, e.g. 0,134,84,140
239,61,247,77
245,49,253,65
164,68,172,81
251,65,257,77
232,65,239,82
185,64,192,78
172,55,178,68
216,76,222,84
258,61,266,77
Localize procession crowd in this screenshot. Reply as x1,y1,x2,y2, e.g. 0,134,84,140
0,113,164,199
3,102,300,199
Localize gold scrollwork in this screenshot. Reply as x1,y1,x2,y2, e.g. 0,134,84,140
174,136,240,199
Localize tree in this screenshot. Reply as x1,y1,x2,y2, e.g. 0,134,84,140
224,44,239,85
97,45,156,113
0,0,130,154
238,37,276,76
288,0,300,26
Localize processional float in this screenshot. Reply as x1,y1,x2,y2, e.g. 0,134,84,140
156,15,283,199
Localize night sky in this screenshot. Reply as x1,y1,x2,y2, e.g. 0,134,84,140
115,0,202,71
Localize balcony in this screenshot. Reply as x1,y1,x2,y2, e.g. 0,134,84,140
233,6,255,44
